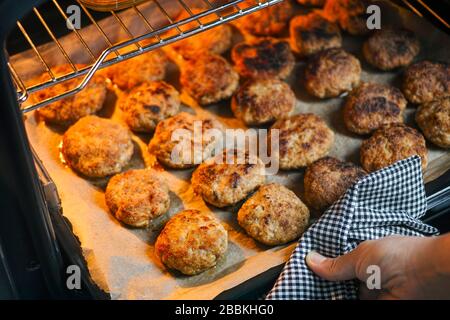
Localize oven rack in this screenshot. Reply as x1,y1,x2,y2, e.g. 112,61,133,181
9,0,282,113
399,0,449,30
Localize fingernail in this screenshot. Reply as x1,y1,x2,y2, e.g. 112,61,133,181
306,251,326,265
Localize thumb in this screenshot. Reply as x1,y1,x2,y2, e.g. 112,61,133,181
305,250,359,281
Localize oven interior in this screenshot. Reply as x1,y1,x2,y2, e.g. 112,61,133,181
0,0,449,299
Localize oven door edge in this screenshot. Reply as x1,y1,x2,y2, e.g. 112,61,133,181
0,0,93,298
33,149,110,299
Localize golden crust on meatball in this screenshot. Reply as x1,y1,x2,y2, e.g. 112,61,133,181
402,60,450,104
289,13,342,57
360,124,428,172
304,48,361,98
171,25,232,57
231,38,295,79
148,112,224,169
169,9,233,56
237,183,310,246
343,82,407,135
180,52,239,105
362,28,420,71
106,50,168,91
62,116,134,178
36,65,107,127
191,149,266,208
415,97,450,148
119,81,180,133
270,113,335,169
231,78,296,125
105,169,170,228
155,209,228,275
235,0,294,36
323,0,371,35
304,157,366,211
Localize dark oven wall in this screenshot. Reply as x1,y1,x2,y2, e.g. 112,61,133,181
0,0,106,299
0,0,64,299
1,0,449,301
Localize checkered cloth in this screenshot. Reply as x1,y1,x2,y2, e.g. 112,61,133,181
266,156,439,300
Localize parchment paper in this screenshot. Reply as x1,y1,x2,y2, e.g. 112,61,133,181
13,0,450,299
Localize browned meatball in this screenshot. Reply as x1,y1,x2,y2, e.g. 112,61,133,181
148,112,224,169
191,149,266,208
402,61,450,104
363,28,420,71
155,209,228,275
270,113,335,169
415,97,450,148
36,64,107,127
290,12,342,57
170,10,233,56
119,81,180,133
180,52,239,105
106,50,168,91
304,157,366,211
343,82,407,134
236,0,294,36
360,124,428,172
238,183,310,246
304,48,361,98
232,38,295,79
324,0,371,35
231,78,296,125
62,116,134,178
105,169,170,228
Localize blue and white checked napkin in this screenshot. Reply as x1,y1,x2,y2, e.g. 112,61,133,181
266,156,439,300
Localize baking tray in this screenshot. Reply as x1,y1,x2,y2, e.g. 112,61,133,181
15,0,450,299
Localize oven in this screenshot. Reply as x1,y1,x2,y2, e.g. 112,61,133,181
0,0,449,300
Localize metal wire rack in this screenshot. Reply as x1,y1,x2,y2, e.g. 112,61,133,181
400,0,449,30
8,0,283,113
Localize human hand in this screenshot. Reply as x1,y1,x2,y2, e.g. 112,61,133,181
306,235,450,300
